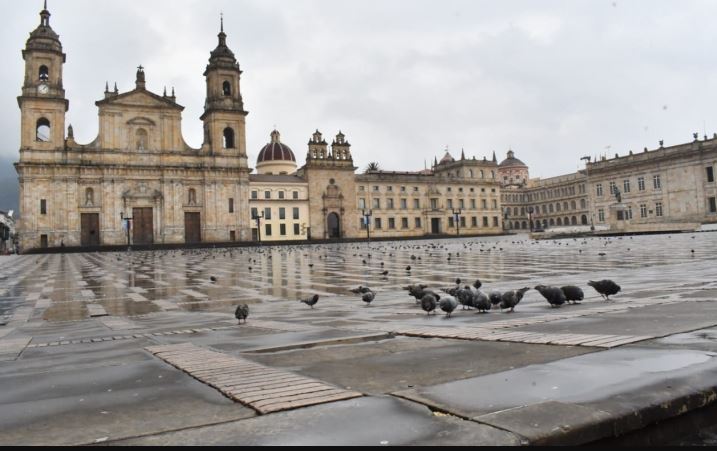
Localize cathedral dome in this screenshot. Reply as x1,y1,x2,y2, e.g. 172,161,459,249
256,130,297,175
499,150,527,168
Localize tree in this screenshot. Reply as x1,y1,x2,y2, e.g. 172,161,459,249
364,162,381,173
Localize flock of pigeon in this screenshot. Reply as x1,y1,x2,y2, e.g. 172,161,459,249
234,278,622,323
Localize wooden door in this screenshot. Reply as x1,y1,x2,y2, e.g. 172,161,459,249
184,212,201,244
431,218,441,234
81,213,100,246
132,208,154,245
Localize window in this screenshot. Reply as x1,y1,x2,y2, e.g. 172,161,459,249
279,208,286,220
188,188,197,205
483,217,489,227
415,217,422,228
470,199,476,209
388,218,395,229
638,177,645,191
707,167,715,183
653,175,661,190
401,217,409,229
229,198,234,213
598,209,605,222
460,216,466,227
373,186,379,192
655,202,663,217
400,199,407,210
413,199,420,209
293,208,300,220
448,217,454,228
373,198,380,209
626,205,633,220
223,128,235,149
581,199,586,209
609,182,616,195
294,224,301,235
40,199,47,215
264,208,272,220
447,199,453,209
401,186,406,192
359,186,365,192
375,218,382,229
251,207,258,219
264,191,271,199
84,187,94,206
481,199,487,209
36,118,51,142
358,198,366,209
414,187,419,192
222,80,232,96
39,65,49,81
624,179,631,193
596,184,603,197
265,224,272,236
431,199,438,209
492,200,497,209
387,186,393,192
640,204,648,218
472,217,477,227
278,191,285,199
387,198,394,209
556,203,561,212
459,199,465,209
493,216,499,227
447,187,452,192
251,191,258,199
293,191,299,199
709,197,717,213
280,224,286,236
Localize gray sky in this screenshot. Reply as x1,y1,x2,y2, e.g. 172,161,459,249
3,0,717,211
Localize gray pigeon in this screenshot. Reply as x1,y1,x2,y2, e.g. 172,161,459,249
471,289,491,313
299,294,320,309
421,293,438,316
588,280,621,300
439,295,459,318
535,285,566,308
489,290,503,308
561,286,584,304
362,290,376,306
234,304,249,324
499,288,531,313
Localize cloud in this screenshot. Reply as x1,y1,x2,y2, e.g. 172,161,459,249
2,0,717,184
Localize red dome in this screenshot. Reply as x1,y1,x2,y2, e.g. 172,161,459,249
257,130,296,164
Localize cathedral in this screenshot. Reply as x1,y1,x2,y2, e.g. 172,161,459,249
14,4,505,251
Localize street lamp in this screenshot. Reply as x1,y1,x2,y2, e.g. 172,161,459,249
361,209,372,244
120,212,133,249
451,208,462,236
252,211,264,245
581,156,595,231
527,206,534,232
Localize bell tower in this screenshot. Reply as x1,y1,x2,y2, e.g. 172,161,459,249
200,15,248,165
18,1,68,151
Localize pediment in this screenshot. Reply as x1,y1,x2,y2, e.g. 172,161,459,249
126,116,157,126
96,89,184,111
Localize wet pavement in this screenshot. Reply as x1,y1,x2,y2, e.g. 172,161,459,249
1,232,717,445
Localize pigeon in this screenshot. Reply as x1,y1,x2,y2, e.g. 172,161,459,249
471,289,491,313
455,286,474,310
499,288,530,313
439,295,459,318
299,294,320,308
421,293,438,315
561,286,584,304
350,286,372,294
406,265,412,271
473,279,483,290
210,276,217,282
588,280,621,300
234,304,249,324
362,290,376,306
489,290,503,307
381,270,389,277
535,285,566,308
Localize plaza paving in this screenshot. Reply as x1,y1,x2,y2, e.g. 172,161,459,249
1,233,717,445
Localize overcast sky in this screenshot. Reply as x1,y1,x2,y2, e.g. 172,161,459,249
3,0,717,211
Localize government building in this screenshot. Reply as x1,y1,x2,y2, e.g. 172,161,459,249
13,5,717,252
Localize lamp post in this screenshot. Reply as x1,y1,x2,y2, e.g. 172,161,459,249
451,208,462,236
252,211,264,245
361,209,372,245
581,156,595,231
120,212,133,249
527,206,534,232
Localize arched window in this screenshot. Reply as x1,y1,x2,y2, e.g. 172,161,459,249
549,218,555,226
581,215,588,225
39,65,49,82
136,128,148,150
580,199,587,209
36,118,51,142
557,218,563,226
223,127,235,149
85,187,94,206
222,81,232,96
469,169,474,178
571,200,577,210
571,216,577,225
188,188,197,205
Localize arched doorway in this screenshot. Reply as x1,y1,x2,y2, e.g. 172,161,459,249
327,212,340,238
